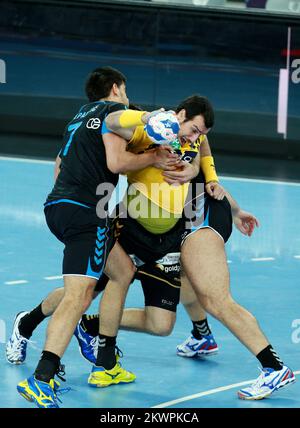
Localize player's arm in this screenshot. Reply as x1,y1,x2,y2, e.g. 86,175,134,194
54,153,62,181
163,153,200,185
200,137,226,200
104,109,149,142
103,132,178,174
225,191,260,236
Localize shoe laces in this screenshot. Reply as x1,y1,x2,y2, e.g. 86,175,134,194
52,381,71,404
11,335,37,353
115,345,123,359
52,365,72,403
55,364,66,382
55,385,72,403
249,367,270,391
181,334,198,347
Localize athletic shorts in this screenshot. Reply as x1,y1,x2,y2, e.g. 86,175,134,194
181,194,233,244
95,194,232,311
94,252,181,313
44,201,114,280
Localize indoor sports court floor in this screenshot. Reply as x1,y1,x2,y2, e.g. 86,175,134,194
0,156,299,408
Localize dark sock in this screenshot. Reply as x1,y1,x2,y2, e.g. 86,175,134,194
96,335,116,370
192,319,212,340
256,345,283,371
34,351,61,383
18,303,47,339
81,314,99,337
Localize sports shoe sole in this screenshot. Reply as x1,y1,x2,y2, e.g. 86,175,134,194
177,348,219,358
17,384,34,403
88,377,136,388
238,376,296,400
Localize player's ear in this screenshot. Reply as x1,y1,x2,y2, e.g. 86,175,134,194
111,82,119,96
177,109,186,123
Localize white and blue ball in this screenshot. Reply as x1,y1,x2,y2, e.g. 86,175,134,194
145,111,180,145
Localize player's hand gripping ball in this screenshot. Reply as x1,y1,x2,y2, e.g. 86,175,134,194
145,111,180,145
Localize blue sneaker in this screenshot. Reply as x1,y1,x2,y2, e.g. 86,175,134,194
17,375,62,408
176,334,218,357
238,366,295,400
74,320,98,364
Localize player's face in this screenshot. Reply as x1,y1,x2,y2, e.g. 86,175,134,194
177,111,210,143
118,83,129,107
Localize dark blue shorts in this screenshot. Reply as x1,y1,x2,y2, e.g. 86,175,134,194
44,200,114,280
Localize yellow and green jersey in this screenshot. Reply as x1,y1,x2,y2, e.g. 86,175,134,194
125,126,205,233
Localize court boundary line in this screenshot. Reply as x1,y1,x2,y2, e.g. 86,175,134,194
0,156,54,165
1,156,300,186
152,370,300,408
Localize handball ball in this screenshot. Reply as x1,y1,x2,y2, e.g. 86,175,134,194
145,111,180,145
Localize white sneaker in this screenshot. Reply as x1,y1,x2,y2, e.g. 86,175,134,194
238,366,296,400
6,311,30,364
176,334,218,357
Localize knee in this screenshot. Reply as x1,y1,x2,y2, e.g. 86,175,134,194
123,263,136,284
108,263,136,287
63,282,95,312
200,294,233,320
146,317,175,337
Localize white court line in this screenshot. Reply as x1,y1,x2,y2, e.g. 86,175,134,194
0,156,300,187
152,371,300,408
44,275,63,280
294,255,300,259
5,280,28,285
219,175,300,187
0,156,54,165
251,257,275,262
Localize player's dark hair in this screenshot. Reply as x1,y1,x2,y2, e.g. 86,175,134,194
85,66,127,102
176,95,214,129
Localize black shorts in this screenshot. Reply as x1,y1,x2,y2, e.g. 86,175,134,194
113,210,183,264
181,194,233,244
95,195,232,311
44,201,114,280
94,252,181,313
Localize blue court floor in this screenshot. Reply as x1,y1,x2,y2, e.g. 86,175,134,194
0,156,299,408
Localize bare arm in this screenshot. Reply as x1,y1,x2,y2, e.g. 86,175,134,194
103,133,178,174
54,155,61,181
225,191,241,216
163,153,200,185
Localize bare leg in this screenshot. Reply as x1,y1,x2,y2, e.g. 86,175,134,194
44,276,96,357
100,242,136,337
41,288,65,316
180,272,207,321
181,229,269,355
120,306,176,336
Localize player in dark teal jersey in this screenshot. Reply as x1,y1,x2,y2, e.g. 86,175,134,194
14,67,179,407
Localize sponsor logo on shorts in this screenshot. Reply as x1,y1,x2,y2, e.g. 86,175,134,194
86,118,101,129
161,299,174,307
156,264,180,273
156,252,180,265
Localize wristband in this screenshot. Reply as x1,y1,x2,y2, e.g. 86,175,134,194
119,110,146,128
200,156,219,183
